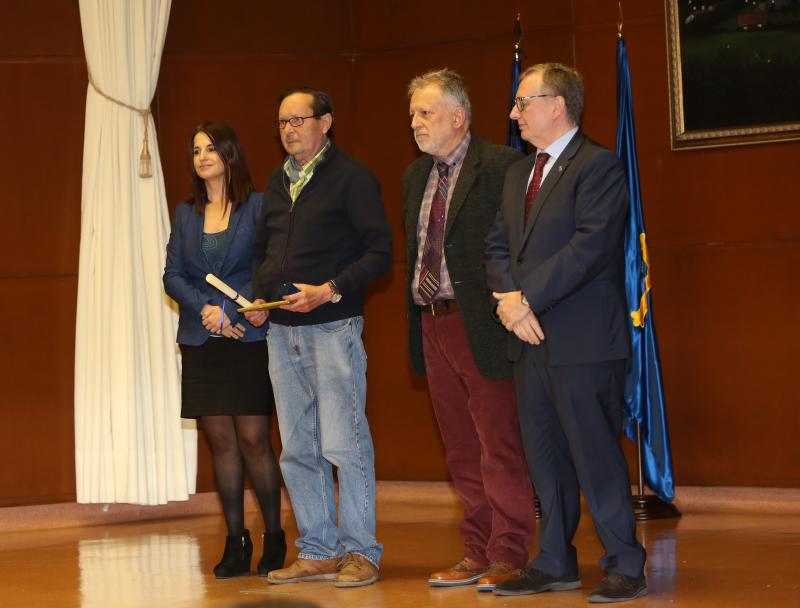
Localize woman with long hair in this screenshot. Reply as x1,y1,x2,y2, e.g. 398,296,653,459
164,122,285,578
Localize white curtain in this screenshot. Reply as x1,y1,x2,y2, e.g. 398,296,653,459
76,0,196,504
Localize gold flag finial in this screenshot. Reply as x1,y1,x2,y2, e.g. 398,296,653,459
617,1,624,39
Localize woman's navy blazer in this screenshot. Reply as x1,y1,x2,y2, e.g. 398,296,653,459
163,192,267,345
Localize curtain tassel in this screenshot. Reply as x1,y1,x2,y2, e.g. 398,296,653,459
138,110,152,178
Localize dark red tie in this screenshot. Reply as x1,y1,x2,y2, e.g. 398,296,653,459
418,161,450,303
523,152,550,224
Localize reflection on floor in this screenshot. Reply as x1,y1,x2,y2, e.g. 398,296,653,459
1,486,799,607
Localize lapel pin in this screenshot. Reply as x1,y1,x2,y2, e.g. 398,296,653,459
558,165,565,172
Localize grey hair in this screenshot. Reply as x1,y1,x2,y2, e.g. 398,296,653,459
408,68,472,122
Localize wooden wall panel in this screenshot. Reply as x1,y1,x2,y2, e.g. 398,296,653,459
0,1,86,505
1,61,86,276
652,243,800,485
0,277,78,505
352,0,571,51
164,0,353,56
0,0,83,57
574,0,664,25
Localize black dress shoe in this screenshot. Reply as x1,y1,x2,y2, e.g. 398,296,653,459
213,529,253,578
493,567,582,596
588,574,648,603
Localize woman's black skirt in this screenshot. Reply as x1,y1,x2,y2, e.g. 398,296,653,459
180,337,273,418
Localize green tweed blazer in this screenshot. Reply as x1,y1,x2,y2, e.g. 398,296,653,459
402,134,524,379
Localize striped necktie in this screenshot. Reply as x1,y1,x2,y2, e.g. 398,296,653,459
418,161,450,303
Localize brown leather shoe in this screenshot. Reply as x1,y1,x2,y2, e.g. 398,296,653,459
428,557,488,587
476,561,523,592
334,553,379,588
266,557,339,584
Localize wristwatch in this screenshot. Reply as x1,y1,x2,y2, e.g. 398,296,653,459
327,280,342,304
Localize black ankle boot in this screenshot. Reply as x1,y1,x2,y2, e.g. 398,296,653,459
213,529,253,579
257,530,287,576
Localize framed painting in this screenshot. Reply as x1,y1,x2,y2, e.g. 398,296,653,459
665,0,800,150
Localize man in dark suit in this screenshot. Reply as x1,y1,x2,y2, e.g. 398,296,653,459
403,68,536,592
485,63,647,603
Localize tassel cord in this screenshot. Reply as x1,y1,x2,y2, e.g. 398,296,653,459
87,70,153,178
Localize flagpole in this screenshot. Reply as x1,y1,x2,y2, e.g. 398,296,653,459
632,423,680,520
615,1,681,522
636,421,645,496
507,14,526,154
508,12,539,518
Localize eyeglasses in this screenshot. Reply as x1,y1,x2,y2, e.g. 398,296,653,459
277,114,319,129
514,95,553,112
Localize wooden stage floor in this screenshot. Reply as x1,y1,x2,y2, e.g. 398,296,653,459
1,484,799,607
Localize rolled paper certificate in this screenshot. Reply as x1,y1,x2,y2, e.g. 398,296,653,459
205,274,252,307
237,300,291,313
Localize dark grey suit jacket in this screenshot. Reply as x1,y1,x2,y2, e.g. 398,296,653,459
485,130,630,365
403,134,524,379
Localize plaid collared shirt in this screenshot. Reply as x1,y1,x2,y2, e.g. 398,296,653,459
412,132,471,305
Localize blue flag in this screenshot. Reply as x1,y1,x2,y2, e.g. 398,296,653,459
615,37,676,502
507,34,524,151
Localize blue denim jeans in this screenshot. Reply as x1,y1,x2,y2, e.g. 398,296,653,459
267,316,383,566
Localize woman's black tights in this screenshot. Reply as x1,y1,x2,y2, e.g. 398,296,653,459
201,415,282,535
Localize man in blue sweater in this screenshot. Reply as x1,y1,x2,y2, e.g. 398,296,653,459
247,87,392,588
